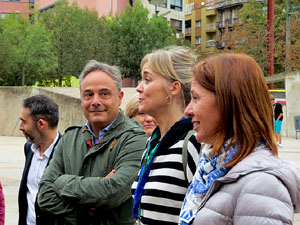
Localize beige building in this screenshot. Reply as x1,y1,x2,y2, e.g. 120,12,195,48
185,0,218,54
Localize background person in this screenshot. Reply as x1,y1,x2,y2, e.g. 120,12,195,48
132,46,201,225
0,182,4,225
270,95,283,148
125,93,157,136
18,94,61,225
37,60,148,224
180,53,300,225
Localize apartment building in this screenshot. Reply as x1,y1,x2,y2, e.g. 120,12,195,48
140,0,185,33
214,0,266,49
185,0,218,54
0,0,34,18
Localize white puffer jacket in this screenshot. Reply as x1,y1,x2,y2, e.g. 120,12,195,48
193,146,300,225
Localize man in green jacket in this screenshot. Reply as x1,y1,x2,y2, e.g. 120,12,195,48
37,60,148,225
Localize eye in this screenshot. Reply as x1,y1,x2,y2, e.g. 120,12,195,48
83,93,93,99
100,92,110,98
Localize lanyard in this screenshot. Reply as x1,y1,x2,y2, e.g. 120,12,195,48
132,129,161,219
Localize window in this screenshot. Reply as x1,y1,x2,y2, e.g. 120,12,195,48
196,36,201,44
196,20,201,27
170,0,182,11
170,19,182,31
159,0,167,8
29,0,34,8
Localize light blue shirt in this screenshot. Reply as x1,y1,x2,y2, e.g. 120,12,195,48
85,118,117,144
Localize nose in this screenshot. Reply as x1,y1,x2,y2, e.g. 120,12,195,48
19,122,24,131
136,81,143,93
91,94,101,107
144,115,153,122
184,102,194,118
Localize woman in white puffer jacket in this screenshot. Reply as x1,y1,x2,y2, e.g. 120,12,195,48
179,53,300,225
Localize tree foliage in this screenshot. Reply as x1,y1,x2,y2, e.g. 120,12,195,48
0,13,57,86
221,0,300,74
106,0,176,83
0,0,178,86
38,0,108,86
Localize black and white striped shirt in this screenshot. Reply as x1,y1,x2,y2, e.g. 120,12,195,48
132,118,201,225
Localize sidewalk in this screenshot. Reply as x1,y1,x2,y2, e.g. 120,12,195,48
0,136,299,225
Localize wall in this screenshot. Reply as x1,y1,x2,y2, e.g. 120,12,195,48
285,71,300,138
0,87,137,137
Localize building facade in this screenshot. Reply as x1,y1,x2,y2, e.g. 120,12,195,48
185,0,218,54
35,0,131,16
214,0,266,49
0,0,33,18
140,0,185,33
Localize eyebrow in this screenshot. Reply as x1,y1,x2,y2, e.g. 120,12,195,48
20,117,25,122
83,88,111,92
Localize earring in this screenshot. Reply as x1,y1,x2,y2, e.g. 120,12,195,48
165,96,171,105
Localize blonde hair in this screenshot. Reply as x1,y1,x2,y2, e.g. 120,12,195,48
124,94,139,118
141,46,196,108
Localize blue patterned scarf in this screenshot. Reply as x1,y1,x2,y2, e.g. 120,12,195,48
179,141,238,224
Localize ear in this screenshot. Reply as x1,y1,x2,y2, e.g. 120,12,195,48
36,119,47,130
170,81,182,96
118,91,124,107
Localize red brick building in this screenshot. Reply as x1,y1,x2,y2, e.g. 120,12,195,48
0,0,33,18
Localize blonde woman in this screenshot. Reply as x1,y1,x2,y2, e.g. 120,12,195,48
125,94,157,136
132,46,201,225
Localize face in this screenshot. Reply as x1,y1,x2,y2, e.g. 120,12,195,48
80,71,123,131
271,99,275,105
19,107,43,145
136,62,169,118
184,79,220,144
134,112,157,136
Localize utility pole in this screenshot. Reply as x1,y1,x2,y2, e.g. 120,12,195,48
267,0,274,89
286,0,290,72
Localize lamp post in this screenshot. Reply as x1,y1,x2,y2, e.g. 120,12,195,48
286,0,290,72
267,0,274,89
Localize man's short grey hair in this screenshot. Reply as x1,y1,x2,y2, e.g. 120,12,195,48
79,60,122,93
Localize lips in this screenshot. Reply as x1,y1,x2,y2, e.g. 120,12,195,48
89,108,106,112
192,121,200,128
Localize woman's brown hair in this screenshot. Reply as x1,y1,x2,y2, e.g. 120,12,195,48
194,53,277,166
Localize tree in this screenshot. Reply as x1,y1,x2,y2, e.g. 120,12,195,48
106,0,176,83
0,13,57,86
221,0,300,74
38,0,109,86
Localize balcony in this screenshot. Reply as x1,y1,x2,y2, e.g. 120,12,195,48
214,0,266,10
206,9,216,16
185,2,194,15
216,41,225,49
217,21,225,29
205,40,216,48
206,23,216,32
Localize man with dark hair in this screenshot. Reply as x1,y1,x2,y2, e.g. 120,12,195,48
37,60,148,224
18,94,61,225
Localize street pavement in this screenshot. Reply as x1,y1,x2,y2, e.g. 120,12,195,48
0,135,300,225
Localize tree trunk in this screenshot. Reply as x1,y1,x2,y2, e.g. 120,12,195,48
22,67,25,86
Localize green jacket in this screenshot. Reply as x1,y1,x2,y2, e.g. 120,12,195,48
37,111,148,225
